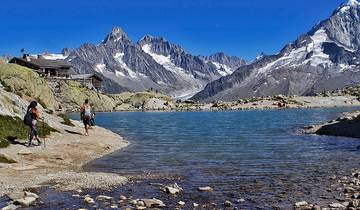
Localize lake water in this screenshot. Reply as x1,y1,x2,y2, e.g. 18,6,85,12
68,107,360,209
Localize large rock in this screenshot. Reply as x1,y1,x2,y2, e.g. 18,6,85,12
141,198,166,208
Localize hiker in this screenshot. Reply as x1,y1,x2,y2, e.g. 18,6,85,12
90,103,96,127
80,99,91,136
24,101,42,147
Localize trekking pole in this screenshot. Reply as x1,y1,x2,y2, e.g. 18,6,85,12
42,119,46,148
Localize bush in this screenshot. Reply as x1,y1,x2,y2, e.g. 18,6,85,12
57,113,75,127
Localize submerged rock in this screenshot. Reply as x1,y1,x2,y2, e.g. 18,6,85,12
16,197,37,207
84,196,95,204
295,201,308,208
197,186,213,191
224,200,232,207
329,202,345,209
178,201,185,206
141,198,166,208
96,195,112,201
1,204,19,210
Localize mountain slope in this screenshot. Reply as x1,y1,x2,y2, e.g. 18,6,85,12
67,28,245,98
192,0,360,102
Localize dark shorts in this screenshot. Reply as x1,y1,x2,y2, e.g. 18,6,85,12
83,117,90,126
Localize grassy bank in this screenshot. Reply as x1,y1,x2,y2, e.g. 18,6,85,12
0,115,58,148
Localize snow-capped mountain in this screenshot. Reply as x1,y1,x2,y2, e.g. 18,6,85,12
192,0,360,102
66,28,245,98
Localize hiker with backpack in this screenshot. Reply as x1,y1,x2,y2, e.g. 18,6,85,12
24,101,42,147
80,99,92,136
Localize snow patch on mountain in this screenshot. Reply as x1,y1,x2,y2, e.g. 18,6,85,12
211,62,233,76
94,63,106,73
141,44,187,74
113,52,137,78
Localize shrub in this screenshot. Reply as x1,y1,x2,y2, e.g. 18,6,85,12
57,114,75,127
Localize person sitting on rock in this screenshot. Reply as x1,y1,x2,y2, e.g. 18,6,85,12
25,101,42,147
80,99,91,136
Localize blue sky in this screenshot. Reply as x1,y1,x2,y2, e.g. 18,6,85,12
0,0,345,60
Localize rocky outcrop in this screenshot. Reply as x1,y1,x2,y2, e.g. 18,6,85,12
0,63,57,110
315,111,360,138
192,0,360,102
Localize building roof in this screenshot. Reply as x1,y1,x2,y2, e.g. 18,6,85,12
9,57,72,69
71,74,103,81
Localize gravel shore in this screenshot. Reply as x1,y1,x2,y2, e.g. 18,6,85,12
0,120,129,201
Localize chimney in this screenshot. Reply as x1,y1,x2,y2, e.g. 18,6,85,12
22,54,31,62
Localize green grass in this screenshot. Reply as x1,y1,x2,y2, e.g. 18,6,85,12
0,115,58,148
57,114,75,127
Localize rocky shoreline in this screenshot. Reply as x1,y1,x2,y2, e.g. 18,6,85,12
304,111,360,139
0,119,129,210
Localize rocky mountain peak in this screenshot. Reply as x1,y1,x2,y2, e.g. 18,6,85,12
103,26,129,44
343,0,359,7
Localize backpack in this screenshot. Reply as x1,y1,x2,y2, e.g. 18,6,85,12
23,108,33,126
84,105,91,118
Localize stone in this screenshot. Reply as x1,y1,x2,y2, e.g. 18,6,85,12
344,187,355,193
84,196,95,204
224,200,232,207
295,201,308,208
17,149,32,155
235,198,246,203
164,186,180,194
349,200,359,207
110,204,118,209
129,199,139,205
352,193,359,199
197,186,213,191
16,197,37,207
137,200,145,207
193,203,199,207
96,195,112,201
24,192,39,199
141,198,166,207
136,207,146,210
312,205,321,210
0,153,17,163
1,204,19,210
119,195,127,200
329,203,345,208
178,201,185,206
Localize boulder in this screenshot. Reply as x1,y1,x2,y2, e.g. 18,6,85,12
1,204,19,210
84,196,95,204
16,196,37,207
0,153,17,164
224,200,232,207
24,192,39,199
141,198,166,208
329,203,345,209
295,201,308,208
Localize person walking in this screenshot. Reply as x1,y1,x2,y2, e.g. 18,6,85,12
90,103,96,128
24,101,42,147
80,99,91,136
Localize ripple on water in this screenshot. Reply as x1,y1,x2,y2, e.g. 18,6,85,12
69,107,360,208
